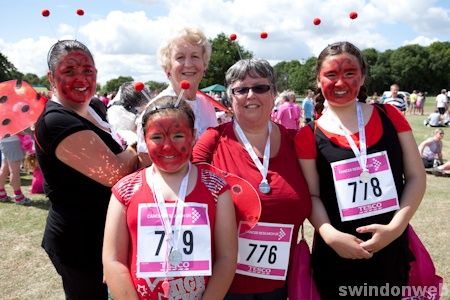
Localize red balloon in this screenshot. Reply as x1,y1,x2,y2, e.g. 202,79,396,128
0,80,47,139
76,9,84,16
313,18,321,25
41,9,50,17
180,80,190,90
133,82,144,92
229,33,237,41
260,32,268,39
349,11,358,19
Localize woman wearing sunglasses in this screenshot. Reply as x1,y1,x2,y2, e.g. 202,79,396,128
193,58,311,299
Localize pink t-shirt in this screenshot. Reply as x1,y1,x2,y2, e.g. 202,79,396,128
276,102,301,130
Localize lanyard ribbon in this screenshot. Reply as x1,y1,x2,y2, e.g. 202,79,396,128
332,101,368,176
234,121,272,192
147,163,191,250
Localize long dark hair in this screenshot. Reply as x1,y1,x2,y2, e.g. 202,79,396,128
314,41,368,115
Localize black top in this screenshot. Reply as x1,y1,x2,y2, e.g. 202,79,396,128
35,100,123,269
311,105,412,295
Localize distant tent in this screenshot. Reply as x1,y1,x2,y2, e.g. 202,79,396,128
201,84,226,93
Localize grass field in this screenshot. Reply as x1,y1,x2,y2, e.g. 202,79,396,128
0,98,448,299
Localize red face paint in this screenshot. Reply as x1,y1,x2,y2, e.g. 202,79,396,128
317,54,364,106
144,112,194,173
51,50,97,104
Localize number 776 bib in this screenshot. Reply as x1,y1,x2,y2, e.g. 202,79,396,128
331,151,400,222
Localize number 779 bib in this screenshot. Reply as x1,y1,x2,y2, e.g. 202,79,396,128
331,151,400,222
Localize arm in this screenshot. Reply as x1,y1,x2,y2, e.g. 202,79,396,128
358,131,426,252
202,190,237,300
438,142,443,162
299,159,372,259
192,127,220,164
417,138,432,157
56,130,138,186
103,195,139,300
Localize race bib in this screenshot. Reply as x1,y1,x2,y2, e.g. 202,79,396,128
331,150,400,222
236,222,294,280
136,203,212,278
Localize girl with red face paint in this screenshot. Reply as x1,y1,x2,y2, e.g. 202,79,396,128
103,96,237,300
295,42,426,299
34,40,139,299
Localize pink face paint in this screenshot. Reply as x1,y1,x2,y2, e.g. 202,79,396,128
52,51,97,104
144,112,194,173
318,54,364,106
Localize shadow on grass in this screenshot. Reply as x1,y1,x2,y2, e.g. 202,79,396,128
28,198,51,210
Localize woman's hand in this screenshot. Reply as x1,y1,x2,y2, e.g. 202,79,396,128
357,223,399,254
321,225,373,259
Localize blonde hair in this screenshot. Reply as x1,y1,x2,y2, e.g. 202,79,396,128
158,27,212,71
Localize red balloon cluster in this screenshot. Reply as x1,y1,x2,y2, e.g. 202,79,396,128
349,11,358,19
260,32,268,39
313,18,321,25
41,9,50,17
180,80,190,90
133,82,145,92
229,33,237,41
76,9,84,16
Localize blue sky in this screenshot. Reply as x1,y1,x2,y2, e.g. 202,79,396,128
1,0,449,85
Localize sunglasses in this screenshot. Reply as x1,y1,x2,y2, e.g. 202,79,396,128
231,84,272,96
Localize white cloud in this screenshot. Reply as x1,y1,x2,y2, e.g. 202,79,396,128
1,0,448,86
402,35,440,46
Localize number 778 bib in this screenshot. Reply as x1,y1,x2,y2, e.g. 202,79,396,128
331,151,400,222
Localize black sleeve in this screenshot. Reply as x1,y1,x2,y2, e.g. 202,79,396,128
90,98,108,121
35,106,87,155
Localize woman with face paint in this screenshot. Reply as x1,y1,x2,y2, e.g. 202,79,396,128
295,42,426,299
34,40,139,299
193,59,311,299
103,96,237,300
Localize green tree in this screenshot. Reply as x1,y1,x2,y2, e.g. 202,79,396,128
201,33,252,88
103,76,134,93
145,80,168,94
39,75,50,89
274,57,316,95
389,44,429,92
426,41,450,94
22,73,40,85
369,50,394,94
0,52,22,82
362,48,379,94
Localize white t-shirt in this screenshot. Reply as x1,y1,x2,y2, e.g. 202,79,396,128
428,112,442,127
136,85,218,153
436,94,448,108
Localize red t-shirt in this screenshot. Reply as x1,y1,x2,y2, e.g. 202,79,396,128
295,104,411,159
192,122,311,294
112,164,228,300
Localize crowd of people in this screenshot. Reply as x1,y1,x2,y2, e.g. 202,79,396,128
1,27,445,299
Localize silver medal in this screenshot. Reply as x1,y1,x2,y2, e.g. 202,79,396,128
359,170,370,183
259,182,271,194
169,249,182,266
